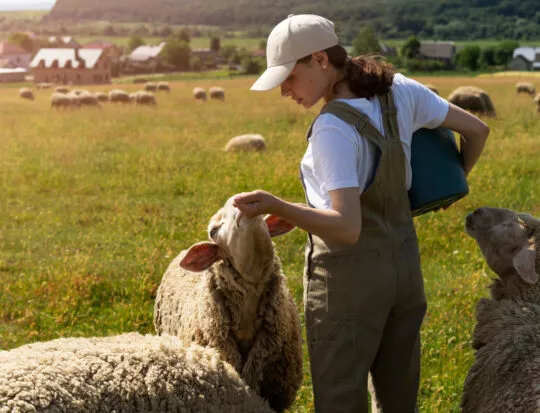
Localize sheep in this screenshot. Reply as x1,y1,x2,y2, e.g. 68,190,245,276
54,86,69,94
154,196,303,413
193,86,207,102
134,90,157,106
157,81,171,92
447,86,496,117
209,86,225,101
515,81,536,96
225,134,267,153
0,332,274,413
109,89,131,104
461,207,540,413
50,92,74,108
36,82,53,90
94,92,109,102
145,81,157,92
424,83,439,95
78,91,102,108
19,88,34,101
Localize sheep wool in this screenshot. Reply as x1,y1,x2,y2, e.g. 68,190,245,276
515,81,536,96
225,134,266,152
447,86,496,117
0,332,274,413
462,207,540,413
154,196,303,413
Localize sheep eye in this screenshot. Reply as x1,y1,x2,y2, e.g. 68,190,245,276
210,227,220,240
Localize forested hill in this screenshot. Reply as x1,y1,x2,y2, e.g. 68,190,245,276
47,0,540,41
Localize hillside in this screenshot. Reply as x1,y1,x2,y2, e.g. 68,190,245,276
47,0,540,41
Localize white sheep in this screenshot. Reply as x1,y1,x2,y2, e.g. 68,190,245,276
54,86,69,94
109,89,131,104
447,86,496,117
154,196,303,412
145,81,157,92
515,81,536,96
209,86,225,101
461,207,540,413
134,90,157,106
50,92,74,108
0,332,274,413
157,81,171,92
193,86,207,102
94,92,109,102
19,88,34,101
225,134,267,153
78,91,102,108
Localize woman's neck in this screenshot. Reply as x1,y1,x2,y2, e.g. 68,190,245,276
324,67,356,102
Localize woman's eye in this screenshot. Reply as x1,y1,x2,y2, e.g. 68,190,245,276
210,227,219,240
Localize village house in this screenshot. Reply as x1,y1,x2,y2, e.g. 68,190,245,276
0,67,27,83
83,40,123,58
508,47,540,71
48,36,81,49
419,41,456,68
30,48,112,85
0,41,32,69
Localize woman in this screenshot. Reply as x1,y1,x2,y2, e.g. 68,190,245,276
233,14,489,413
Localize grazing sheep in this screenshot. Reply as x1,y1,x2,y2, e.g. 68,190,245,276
95,92,109,102
154,196,303,412
135,90,157,106
515,81,536,96
19,88,34,101
67,91,82,107
157,81,171,92
79,92,102,108
54,86,69,94
461,207,540,413
209,86,225,101
50,92,74,108
225,134,267,153
145,81,157,92
424,83,439,95
447,86,496,117
193,86,207,102
132,77,149,84
0,333,274,413
109,89,131,104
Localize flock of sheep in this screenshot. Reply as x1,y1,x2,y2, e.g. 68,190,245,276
425,81,539,116
5,77,540,412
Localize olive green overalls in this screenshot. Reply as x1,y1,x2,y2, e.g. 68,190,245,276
302,91,427,413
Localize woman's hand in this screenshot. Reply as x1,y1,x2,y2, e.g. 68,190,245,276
233,190,280,218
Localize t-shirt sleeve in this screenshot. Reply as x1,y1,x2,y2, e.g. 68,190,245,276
403,76,450,130
310,118,361,193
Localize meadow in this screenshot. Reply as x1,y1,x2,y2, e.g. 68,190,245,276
0,74,539,412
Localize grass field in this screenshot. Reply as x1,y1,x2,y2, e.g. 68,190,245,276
0,75,539,411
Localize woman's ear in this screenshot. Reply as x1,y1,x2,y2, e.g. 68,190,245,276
312,51,328,69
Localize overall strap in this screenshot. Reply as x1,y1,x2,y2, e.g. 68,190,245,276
377,90,400,142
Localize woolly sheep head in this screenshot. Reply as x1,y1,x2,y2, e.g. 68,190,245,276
179,196,295,281
466,207,539,284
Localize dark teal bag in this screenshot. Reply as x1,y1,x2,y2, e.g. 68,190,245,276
408,127,469,217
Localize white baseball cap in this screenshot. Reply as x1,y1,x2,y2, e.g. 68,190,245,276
250,14,339,91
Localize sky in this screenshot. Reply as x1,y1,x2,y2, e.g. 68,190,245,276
0,0,55,11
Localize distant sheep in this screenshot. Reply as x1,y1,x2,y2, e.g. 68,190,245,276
109,89,131,104
193,87,207,102
50,92,73,108
225,134,267,153
79,92,102,108
19,88,34,101
209,86,225,101
424,83,439,95
157,81,171,92
134,90,157,106
447,86,496,117
515,81,536,96
145,82,157,92
461,207,540,413
94,92,109,102
0,333,274,413
55,86,69,94
154,196,303,412
36,82,53,90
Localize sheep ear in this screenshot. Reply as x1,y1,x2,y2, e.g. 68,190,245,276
513,242,538,284
180,242,221,272
265,214,296,237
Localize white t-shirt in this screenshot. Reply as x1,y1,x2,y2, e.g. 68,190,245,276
300,73,450,210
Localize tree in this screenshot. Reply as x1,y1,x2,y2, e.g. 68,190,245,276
258,40,267,50
352,25,381,56
493,40,519,66
161,37,190,70
401,36,421,59
455,45,481,71
210,36,220,52
8,32,33,52
103,25,116,36
479,46,496,68
175,29,190,44
128,35,145,53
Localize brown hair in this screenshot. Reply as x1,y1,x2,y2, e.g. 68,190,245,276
298,44,395,99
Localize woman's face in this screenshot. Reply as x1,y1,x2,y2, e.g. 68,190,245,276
280,53,332,108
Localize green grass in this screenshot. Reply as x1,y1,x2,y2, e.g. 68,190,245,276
0,75,539,412
0,10,48,19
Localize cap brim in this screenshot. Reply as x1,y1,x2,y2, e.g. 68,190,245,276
250,61,296,91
